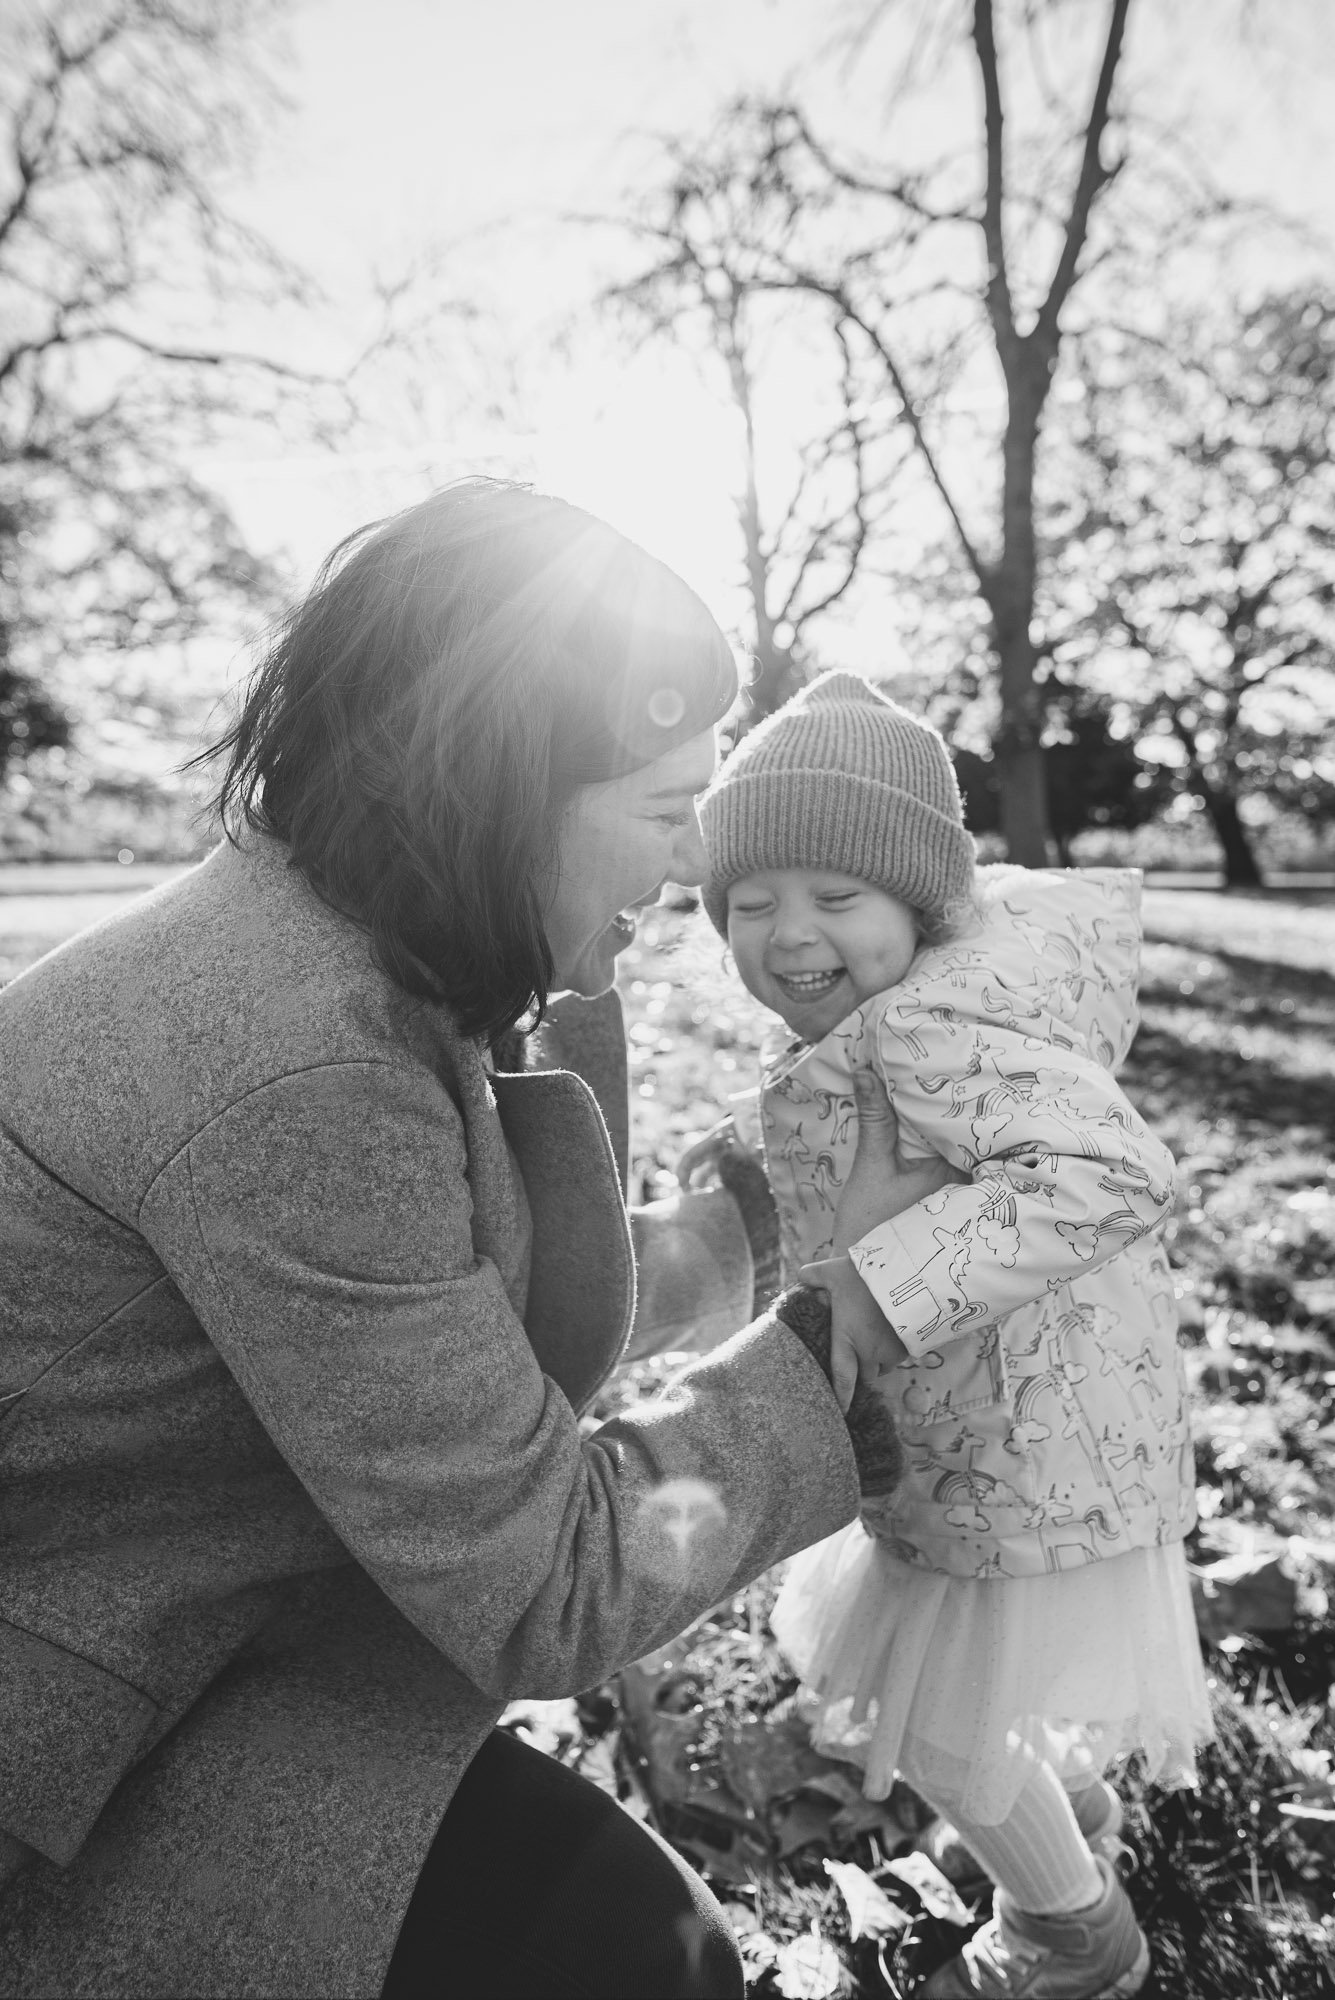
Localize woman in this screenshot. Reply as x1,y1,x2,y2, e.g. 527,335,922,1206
0,481,912,1999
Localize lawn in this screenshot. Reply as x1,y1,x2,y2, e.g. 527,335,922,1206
3,875,1332,1995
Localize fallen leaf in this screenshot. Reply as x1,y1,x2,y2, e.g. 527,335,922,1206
774,1792,839,1856
884,1852,975,1926
577,1733,619,1796
831,1795,909,1844
802,1770,867,1807
497,1696,581,1757
673,1826,777,1887
617,1659,751,1825
718,1712,842,1814
1191,1554,1298,1642
724,1907,780,1971
774,1927,842,1999
824,1859,912,1940
739,1930,780,1972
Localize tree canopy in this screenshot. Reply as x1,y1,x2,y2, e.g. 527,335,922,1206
1051,290,1335,883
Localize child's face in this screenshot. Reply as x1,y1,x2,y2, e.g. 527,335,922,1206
726,868,919,1040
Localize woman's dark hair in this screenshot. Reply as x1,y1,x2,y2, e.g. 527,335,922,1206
202,478,737,1040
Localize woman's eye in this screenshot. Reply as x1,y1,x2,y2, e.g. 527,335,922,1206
656,810,692,829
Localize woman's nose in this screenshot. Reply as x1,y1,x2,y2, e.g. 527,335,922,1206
670,814,709,889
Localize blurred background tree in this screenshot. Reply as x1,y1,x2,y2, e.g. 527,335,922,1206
953,682,1175,868
0,0,345,837
1050,289,1335,885
604,1,1158,860
599,0,1329,877
600,113,913,720
1,0,1331,879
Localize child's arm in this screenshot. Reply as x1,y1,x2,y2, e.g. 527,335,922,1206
847,1014,1176,1360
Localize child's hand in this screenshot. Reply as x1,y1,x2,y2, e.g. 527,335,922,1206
676,1118,757,1189
799,1252,909,1410
832,1068,969,1253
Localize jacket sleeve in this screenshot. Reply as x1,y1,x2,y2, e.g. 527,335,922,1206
136,1059,859,1700
847,1014,1176,1357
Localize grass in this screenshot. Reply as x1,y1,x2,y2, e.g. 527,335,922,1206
578,884,1335,1999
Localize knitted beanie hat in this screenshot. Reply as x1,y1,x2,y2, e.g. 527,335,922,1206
700,670,975,936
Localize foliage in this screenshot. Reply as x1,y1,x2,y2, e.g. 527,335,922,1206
953,682,1175,865
1049,290,1335,887
0,660,70,786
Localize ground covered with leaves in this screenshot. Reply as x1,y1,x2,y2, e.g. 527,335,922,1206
503,884,1335,1999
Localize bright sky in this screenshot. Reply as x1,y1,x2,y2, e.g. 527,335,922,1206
211,0,1335,637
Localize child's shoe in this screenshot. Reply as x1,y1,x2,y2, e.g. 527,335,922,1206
921,1855,1149,1998
917,1778,1127,1898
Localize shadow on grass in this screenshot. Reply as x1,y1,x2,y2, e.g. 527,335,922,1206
1123,1023,1335,1143
1145,948,1335,1009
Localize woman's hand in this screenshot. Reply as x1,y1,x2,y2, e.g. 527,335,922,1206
802,1069,969,1410
831,1068,968,1252
676,1117,758,1189
799,1251,908,1410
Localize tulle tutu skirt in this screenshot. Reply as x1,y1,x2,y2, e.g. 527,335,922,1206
771,1523,1215,1824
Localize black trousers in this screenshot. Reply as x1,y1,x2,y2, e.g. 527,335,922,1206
380,1728,744,1999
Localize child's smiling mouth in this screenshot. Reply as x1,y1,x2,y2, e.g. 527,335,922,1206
772,967,846,1003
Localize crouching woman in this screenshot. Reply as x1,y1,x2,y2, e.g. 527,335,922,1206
0,482,910,1999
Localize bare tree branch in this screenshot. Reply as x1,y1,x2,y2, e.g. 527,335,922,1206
777,271,988,584
1032,0,1132,352
971,0,1016,355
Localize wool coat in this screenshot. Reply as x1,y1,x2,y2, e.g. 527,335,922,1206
0,833,860,1999
748,867,1194,1579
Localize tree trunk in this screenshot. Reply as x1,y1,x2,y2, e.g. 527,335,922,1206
1169,708,1265,888
989,363,1052,866
1202,785,1265,889
746,633,803,722
727,335,804,724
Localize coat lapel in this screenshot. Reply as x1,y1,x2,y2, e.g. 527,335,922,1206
491,1069,636,1412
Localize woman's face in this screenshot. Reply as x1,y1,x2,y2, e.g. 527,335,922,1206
544,730,718,997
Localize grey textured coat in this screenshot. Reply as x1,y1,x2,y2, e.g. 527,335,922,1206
0,834,859,1998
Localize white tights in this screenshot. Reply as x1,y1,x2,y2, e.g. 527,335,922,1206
900,1741,1104,1917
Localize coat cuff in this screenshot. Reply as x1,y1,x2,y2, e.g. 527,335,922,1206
773,1286,905,1499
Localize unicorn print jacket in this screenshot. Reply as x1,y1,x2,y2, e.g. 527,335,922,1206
748,866,1195,1580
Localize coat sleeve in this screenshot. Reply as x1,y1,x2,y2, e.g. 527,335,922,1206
847,1012,1176,1357
137,1059,858,1700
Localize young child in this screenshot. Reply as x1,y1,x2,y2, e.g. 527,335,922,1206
697,671,1213,2000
